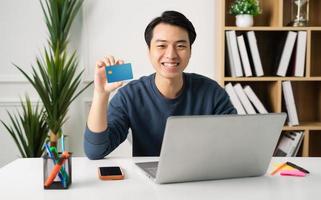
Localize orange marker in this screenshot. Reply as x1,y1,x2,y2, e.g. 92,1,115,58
44,151,70,187
270,162,287,176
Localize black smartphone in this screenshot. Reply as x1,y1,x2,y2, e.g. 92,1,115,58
98,166,124,180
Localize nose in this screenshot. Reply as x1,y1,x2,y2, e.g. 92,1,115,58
165,45,178,59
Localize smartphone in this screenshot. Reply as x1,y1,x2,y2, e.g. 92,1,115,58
105,63,133,83
98,166,124,180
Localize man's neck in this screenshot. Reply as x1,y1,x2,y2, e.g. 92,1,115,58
155,74,184,99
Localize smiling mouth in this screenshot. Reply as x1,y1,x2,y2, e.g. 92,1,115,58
161,62,179,67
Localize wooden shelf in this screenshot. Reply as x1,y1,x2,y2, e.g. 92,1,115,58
311,31,321,76
224,27,312,31
283,122,321,131
219,0,321,157
224,77,321,82
225,27,321,31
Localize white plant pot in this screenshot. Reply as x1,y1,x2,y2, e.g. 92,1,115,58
236,14,254,27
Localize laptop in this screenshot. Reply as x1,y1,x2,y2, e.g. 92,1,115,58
135,113,286,184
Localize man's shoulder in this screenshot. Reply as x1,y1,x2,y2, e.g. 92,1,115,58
184,73,227,99
123,74,153,88
117,74,154,96
185,73,220,88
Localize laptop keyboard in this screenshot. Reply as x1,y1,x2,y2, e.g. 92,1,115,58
145,167,157,178
136,161,158,178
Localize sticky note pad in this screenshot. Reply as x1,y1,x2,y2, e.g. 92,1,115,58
273,163,296,171
280,170,306,177
105,63,133,83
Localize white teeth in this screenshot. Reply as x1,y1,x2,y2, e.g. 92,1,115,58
162,62,178,67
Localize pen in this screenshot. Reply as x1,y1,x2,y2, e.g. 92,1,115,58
61,134,65,152
50,146,69,187
44,143,55,161
270,162,287,175
44,151,70,187
286,162,310,174
44,143,66,187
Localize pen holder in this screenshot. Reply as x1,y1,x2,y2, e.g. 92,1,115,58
43,152,72,189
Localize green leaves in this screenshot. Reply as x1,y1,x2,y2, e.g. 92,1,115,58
1,97,49,158
2,0,92,156
40,0,84,54
229,0,262,16
15,48,92,134
26,0,92,135
15,0,92,139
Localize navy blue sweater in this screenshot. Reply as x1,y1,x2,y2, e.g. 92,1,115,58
84,73,236,159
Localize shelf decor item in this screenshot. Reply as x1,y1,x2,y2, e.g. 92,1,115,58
290,0,309,27
229,0,262,27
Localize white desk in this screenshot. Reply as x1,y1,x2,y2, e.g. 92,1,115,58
0,157,320,200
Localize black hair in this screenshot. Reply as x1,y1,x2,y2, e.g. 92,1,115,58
144,10,197,48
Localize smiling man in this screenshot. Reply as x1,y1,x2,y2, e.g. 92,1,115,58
84,11,236,159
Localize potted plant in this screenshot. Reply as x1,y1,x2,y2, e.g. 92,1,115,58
15,0,92,147
1,96,48,158
229,0,262,27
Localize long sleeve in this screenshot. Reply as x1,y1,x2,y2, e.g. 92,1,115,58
84,91,130,160
84,73,237,158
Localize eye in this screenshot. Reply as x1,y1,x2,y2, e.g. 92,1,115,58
177,44,187,49
157,44,166,48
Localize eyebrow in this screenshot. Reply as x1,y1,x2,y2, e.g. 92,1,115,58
155,39,188,43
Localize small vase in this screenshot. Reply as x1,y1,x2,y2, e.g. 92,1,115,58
235,14,254,27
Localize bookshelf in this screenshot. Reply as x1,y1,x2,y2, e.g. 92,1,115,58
217,0,321,156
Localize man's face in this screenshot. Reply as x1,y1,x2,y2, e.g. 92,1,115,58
148,23,191,80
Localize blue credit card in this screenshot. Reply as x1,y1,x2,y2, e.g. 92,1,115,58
105,63,133,83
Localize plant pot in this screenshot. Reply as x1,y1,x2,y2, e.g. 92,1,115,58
235,14,254,27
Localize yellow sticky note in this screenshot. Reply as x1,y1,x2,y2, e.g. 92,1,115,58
273,162,296,171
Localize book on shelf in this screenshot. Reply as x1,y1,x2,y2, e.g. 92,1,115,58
237,35,253,77
243,85,268,114
226,31,243,77
233,83,256,114
292,131,304,156
294,31,307,77
225,83,246,115
276,31,298,76
282,81,299,126
274,131,304,157
246,31,264,77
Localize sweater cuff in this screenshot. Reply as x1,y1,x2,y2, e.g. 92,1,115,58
84,125,110,145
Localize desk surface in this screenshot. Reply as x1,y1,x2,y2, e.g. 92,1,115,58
0,157,320,200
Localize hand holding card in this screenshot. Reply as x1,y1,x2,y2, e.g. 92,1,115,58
105,63,133,83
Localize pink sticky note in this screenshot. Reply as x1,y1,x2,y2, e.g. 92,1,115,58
280,169,306,177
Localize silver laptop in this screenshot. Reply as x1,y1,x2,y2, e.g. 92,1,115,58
135,113,286,184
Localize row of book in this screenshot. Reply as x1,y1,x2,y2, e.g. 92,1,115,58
226,31,263,77
274,131,304,157
282,81,299,126
225,81,299,126
276,31,307,77
226,30,307,77
225,83,268,115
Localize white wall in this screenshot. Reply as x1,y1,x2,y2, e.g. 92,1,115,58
0,0,218,167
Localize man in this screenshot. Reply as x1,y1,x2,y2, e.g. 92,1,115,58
84,10,236,159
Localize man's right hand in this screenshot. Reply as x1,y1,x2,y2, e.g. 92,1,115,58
88,55,124,132
94,55,125,95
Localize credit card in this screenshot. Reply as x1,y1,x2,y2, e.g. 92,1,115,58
105,63,133,83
